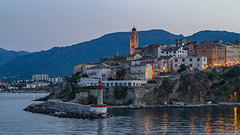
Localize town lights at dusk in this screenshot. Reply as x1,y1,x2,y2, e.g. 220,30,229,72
1,0,240,134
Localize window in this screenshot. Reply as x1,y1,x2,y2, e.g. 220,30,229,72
182,59,185,62
175,59,178,62
138,70,140,72
197,58,200,61
189,58,192,62
175,64,178,67
190,64,192,67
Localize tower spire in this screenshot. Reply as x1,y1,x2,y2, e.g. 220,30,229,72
130,26,138,54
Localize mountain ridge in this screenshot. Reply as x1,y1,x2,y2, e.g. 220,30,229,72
0,48,30,66
0,29,240,81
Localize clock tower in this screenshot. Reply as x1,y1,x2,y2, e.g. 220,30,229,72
130,27,139,54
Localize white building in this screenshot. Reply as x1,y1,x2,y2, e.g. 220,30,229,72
157,56,174,73
158,47,188,58
172,56,207,72
78,78,146,87
48,77,63,84
32,74,49,81
86,66,111,80
25,82,50,89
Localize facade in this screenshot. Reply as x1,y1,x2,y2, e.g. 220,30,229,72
175,39,190,47
184,42,198,56
111,64,131,80
234,44,240,65
126,53,142,61
82,63,103,74
197,44,226,68
131,56,157,66
86,66,111,80
32,74,49,81
172,56,207,72
140,61,159,78
78,78,146,87
225,44,235,66
130,63,153,80
158,56,174,73
48,77,63,84
158,47,188,58
134,44,160,57
130,27,139,54
101,57,121,66
74,64,83,74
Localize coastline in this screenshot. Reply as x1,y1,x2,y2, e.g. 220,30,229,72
108,102,240,109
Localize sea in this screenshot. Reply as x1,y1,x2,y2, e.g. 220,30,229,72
0,92,240,135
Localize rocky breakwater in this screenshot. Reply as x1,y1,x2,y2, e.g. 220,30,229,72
23,100,111,119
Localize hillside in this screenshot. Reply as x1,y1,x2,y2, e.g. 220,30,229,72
0,48,29,66
186,30,240,42
142,65,240,105
0,29,240,81
0,30,183,80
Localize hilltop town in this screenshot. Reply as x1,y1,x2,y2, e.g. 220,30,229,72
73,27,240,87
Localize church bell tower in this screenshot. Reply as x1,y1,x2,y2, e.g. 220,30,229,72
130,27,138,54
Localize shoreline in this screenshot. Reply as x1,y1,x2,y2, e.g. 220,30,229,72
108,102,240,109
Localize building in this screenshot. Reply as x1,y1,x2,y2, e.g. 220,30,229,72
126,53,142,61
73,64,83,74
134,44,160,57
101,57,121,66
172,56,207,72
175,39,190,47
78,77,146,87
158,56,174,73
130,63,153,80
225,44,235,66
197,44,226,68
130,27,139,54
131,56,157,66
32,74,49,81
234,44,240,65
184,42,198,56
48,77,63,84
111,64,131,80
86,66,111,80
158,47,188,58
140,61,159,78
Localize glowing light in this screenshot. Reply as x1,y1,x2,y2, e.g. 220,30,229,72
163,67,166,71
234,107,238,134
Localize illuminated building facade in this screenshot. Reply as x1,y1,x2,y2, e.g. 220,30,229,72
225,44,235,66
130,63,152,80
197,44,226,68
130,27,139,54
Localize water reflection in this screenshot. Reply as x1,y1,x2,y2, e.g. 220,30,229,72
162,113,168,135
144,115,150,135
234,107,238,134
2,93,240,134
189,114,195,135
204,112,211,135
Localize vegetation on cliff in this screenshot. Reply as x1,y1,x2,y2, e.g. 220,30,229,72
143,65,240,105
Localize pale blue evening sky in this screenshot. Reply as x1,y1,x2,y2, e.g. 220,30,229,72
0,0,240,52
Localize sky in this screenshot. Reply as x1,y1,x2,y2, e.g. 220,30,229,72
1,0,240,52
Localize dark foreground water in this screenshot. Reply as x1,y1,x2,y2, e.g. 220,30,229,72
1,93,240,135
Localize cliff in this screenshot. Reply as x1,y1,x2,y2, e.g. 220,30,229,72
141,65,240,105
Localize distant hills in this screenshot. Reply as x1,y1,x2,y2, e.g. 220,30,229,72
0,48,29,66
0,29,240,81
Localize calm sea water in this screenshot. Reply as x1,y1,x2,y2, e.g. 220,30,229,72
0,93,240,135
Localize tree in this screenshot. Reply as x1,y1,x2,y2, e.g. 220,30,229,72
178,64,189,73
116,68,127,80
